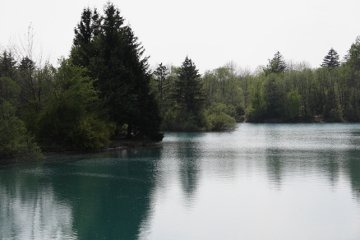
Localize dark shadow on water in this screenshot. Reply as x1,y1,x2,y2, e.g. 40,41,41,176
264,126,284,188
343,150,360,201
0,147,162,240
265,148,284,189
2,125,360,239
176,140,202,203
0,166,75,239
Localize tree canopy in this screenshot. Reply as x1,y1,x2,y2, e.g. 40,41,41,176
3,2,360,160
321,48,340,68
264,51,287,75
71,3,161,139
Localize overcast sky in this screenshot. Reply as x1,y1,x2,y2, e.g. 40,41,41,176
1,0,360,73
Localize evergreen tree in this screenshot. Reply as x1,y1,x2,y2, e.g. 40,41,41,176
154,63,169,102
263,74,285,119
72,8,101,67
0,51,17,79
343,37,360,120
264,51,287,75
71,3,162,140
0,77,20,106
18,57,37,107
175,57,204,121
346,37,360,71
321,48,340,68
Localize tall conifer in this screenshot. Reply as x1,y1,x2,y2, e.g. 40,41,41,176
175,57,204,118
71,3,161,140
321,48,340,68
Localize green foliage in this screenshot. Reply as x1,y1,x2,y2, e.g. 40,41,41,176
244,55,360,123
158,63,239,131
321,48,340,68
72,8,101,67
0,3,166,159
162,106,202,131
175,57,204,115
165,57,206,130
264,51,287,75
285,90,301,121
205,103,236,131
16,59,55,134
4,4,360,160
0,51,17,78
153,63,169,107
346,37,360,71
203,65,244,121
246,79,266,122
263,74,286,119
206,112,236,131
0,77,20,105
71,3,161,139
0,102,42,160
70,115,115,150
38,60,114,150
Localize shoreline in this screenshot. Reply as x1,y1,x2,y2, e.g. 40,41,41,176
2,121,360,165
0,139,163,166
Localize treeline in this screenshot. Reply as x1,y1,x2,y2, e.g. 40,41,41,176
0,3,162,160
243,47,360,122
151,40,360,129
151,59,238,131
2,2,360,159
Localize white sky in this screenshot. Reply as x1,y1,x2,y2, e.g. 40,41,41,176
1,0,360,73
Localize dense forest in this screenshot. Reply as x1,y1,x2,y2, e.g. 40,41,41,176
1,2,360,159
0,3,161,159
151,42,360,129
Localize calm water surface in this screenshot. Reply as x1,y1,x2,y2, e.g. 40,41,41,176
1,124,360,240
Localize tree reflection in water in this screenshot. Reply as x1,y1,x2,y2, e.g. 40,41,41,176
1,124,360,240
0,167,75,240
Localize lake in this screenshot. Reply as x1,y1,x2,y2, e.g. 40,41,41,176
1,123,360,240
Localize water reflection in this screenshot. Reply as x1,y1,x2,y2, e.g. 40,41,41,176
0,168,75,240
344,150,360,200
142,126,360,240
1,124,360,240
52,148,160,240
177,141,201,201
265,149,284,188
346,128,360,199
0,147,161,240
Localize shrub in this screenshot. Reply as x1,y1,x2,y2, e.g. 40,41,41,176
0,102,42,160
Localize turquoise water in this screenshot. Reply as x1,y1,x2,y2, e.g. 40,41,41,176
1,124,360,240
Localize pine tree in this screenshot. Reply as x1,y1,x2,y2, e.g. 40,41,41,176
263,74,285,119
264,51,287,75
346,37,360,71
154,63,169,102
71,8,101,67
0,51,17,79
18,57,36,105
71,3,162,140
175,57,204,117
321,48,340,68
